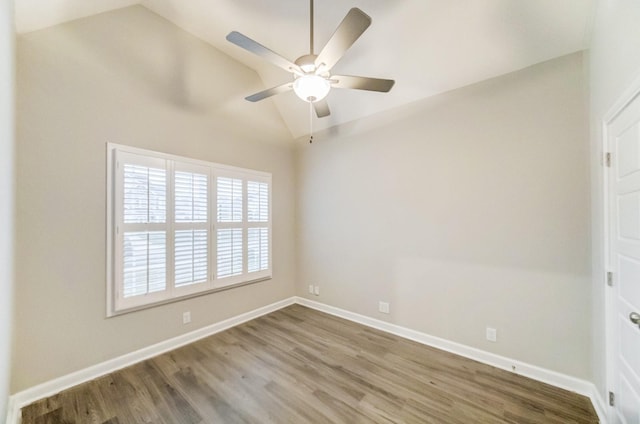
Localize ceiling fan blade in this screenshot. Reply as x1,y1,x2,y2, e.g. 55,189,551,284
331,75,395,92
314,8,371,71
226,31,302,74
245,82,293,102
314,99,330,118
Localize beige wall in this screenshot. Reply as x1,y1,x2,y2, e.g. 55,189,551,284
13,6,296,392
589,0,640,402
1,0,15,417
296,52,591,379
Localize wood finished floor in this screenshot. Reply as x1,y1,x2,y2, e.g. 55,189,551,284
22,305,598,424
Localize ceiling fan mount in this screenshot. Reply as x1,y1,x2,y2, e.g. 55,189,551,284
294,54,319,72
226,0,395,118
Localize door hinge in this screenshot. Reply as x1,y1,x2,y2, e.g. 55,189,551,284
605,152,612,167
607,271,614,287
609,391,615,406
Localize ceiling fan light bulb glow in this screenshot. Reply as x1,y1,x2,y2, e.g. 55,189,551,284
293,75,330,102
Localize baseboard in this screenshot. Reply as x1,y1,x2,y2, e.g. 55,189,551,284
296,297,607,422
7,295,607,424
589,386,609,424
6,297,296,424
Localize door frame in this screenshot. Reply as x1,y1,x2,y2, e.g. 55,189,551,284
603,71,640,423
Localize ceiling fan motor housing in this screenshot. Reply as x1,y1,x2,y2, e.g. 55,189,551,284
295,54,318,73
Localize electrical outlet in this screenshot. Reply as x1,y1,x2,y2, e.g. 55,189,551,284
308,285,314,294
183,311,191,325
486,327,497,342
314,286,320,296
378,301,390,314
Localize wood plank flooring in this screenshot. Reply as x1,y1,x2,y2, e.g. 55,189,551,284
22,305,599,423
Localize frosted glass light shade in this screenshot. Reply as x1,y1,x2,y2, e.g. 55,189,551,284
293,75,330,102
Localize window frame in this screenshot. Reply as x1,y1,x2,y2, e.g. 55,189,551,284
106,143,272,317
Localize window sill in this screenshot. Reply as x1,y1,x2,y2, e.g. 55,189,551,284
107,275,272,318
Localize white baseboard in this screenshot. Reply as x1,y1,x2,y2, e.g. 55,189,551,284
6,297,296,424
295,297,607,423
7,296,607,424
589,386,609,424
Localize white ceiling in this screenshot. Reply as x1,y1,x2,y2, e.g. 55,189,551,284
15,0,595,138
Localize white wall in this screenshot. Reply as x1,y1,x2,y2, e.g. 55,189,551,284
0,0,15,417
13,6,296,392
589,0,640,402
296,52,591,379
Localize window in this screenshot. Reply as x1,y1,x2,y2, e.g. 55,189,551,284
107,144,272,315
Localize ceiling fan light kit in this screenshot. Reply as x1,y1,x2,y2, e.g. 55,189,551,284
225,0,395,124
293,74,331,102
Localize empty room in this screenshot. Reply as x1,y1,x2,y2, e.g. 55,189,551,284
1,0,640,423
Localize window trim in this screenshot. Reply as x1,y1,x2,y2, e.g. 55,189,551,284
106,143,272,317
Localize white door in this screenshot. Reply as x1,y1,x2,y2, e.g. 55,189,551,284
608,91,640,424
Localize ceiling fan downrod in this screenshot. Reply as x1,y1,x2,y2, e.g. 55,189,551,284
310,0,314,55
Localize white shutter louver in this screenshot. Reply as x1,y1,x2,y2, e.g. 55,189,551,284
248,227,269,273
248,180,269,274
174,169,208,288
248,181,269,222
217,228,243,278
123,164,166,224
123,231,166,297
175,229,208,286
121,162,167,299
217,177,243,222
216,176,244,280
175,171,207,223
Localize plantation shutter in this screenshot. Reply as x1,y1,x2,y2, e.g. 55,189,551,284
109,144,272,315
247,181,269,273
122,231,166,297
115,152,170,309
217,177,243,223
216,176,244,280
174,165,209,289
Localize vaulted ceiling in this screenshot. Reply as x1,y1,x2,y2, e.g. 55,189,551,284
15,0,595,138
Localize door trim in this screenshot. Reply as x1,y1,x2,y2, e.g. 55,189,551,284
602,71,640,424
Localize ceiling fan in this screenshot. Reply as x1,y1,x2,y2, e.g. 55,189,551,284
225,0,395,119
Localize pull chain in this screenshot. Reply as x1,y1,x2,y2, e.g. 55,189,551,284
309,101,313,143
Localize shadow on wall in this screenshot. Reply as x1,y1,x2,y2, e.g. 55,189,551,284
20,4,294,145
53,5,249,114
